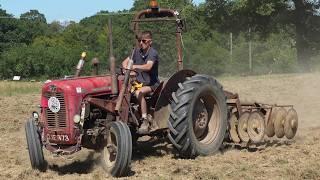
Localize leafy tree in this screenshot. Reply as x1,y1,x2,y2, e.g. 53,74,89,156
19,10,48,44
205,0,320,72
1,0,319,79
0,8,22,52
47,21,64,35
289,0,320,71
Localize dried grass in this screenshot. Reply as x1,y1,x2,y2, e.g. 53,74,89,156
0,73,320,179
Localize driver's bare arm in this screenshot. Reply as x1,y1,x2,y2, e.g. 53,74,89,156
133,61,154,72
122,57,129,68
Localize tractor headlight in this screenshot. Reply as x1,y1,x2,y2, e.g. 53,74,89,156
73,114,81,124
32,111,39,119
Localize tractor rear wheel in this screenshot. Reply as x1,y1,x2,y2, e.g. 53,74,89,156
25,119,46,171
168,74,228,158
101,121,132,177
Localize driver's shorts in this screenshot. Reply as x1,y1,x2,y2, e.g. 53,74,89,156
149,81,160,92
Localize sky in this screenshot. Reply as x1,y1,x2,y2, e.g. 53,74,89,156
0,0,205,22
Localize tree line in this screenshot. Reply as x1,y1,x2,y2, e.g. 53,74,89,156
0,0,319,79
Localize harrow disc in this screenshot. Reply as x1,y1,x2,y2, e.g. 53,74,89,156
265,109,277,137
247,111,265,143
229,113,241,143
237,112,250,143
274,107,287,138
284,108,298,139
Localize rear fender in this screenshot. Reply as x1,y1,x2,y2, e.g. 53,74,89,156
153,69,196,129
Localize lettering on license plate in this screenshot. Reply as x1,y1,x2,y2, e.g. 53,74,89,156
47,134,70,142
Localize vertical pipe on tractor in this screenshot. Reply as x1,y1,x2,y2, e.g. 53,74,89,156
176,25,183,71
176,32,183,71
108,17,118,94
91,57,99,75
115,49,135,112
75,52,86,77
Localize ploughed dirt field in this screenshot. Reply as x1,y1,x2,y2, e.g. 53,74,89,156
0,72,320,180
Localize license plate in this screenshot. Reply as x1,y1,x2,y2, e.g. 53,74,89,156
47,134,70,142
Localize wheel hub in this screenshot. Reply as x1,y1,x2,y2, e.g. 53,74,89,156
104,134,117,168
193,99,209,139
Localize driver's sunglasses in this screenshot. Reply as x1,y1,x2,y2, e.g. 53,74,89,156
138,39,151,44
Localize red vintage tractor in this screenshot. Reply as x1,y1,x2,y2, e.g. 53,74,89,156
25,0,298,177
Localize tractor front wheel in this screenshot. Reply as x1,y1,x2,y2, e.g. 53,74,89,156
25,119,46,171
101,121,132,177
168,74,228,158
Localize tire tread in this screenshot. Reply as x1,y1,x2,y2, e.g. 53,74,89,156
168,74,228,158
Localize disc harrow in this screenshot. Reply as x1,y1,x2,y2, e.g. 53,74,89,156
225,91,298,145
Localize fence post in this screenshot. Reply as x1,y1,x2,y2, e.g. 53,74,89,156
249,28,252,73
230,32,233,62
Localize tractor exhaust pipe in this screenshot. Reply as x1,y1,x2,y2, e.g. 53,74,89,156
75,52,86,77
108,17,118,94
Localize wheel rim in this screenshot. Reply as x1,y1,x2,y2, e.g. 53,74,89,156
238,112,250,142
247,112,265,143
274,107,287,138
192,92,221,145
265,109,277,137
284,108,298,139
104,130,118,168
229,113,241,143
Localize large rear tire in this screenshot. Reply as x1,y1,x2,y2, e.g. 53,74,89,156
25,119,46,171
101,121,132,177
168,74,228,158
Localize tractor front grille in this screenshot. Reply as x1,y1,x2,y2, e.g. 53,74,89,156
45,93,67,129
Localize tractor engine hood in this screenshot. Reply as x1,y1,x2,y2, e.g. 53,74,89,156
42,75,113,97
40,75,113,145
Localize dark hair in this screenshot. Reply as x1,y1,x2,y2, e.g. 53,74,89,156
140,31,152,39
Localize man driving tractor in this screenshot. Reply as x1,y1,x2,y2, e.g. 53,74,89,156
122,30,160,134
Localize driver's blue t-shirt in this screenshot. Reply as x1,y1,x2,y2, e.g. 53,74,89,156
132,47,159,86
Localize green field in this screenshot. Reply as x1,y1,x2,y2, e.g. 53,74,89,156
0,81,41,96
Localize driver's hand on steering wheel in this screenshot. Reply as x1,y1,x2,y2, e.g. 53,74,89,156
121,66,137,76
130,71,137,76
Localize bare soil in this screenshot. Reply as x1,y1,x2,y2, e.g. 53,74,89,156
1,73,320,180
